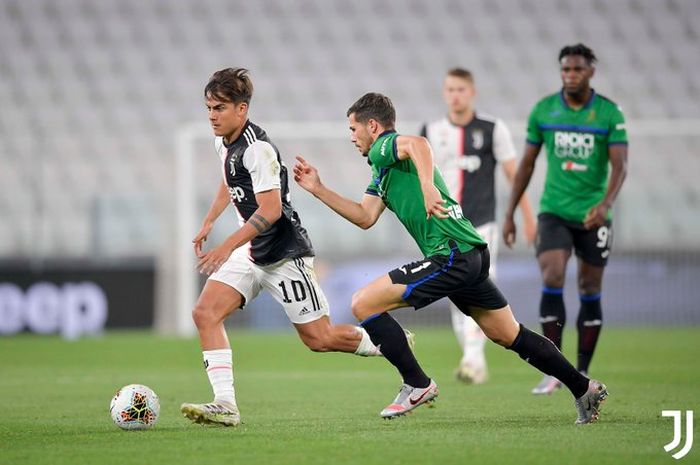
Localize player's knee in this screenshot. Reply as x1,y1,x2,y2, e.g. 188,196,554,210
539,257,566,287
577,277,601,295
483,329,509,347
192,302,218,329
350,290,370,320
476,309,519,347
482,325,516,347
542,271,565,288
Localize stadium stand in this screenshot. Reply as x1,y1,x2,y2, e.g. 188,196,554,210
0,0,698,259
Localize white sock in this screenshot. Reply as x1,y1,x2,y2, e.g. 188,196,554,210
450,305,487,368
203,349,236,405
450,305,467,349
354,327,382,356
461,316,487,367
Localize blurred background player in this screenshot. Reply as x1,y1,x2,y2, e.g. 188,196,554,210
421,68,537,384
503,44,628,395
180,68,389,426
294,92,608,424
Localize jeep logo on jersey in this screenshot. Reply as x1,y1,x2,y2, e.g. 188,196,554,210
228,186,245,203
554,131,595,159
458,155,482,173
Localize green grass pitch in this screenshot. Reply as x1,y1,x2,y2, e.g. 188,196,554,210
1,328,698,465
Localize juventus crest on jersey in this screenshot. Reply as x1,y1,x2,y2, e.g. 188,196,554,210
215,121,313,265
421,113,516,227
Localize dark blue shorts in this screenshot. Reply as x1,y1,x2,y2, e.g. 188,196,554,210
536,213,613,267
388,246,508,313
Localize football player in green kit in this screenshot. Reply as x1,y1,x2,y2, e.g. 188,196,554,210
503,44,628,395
293,92,607,424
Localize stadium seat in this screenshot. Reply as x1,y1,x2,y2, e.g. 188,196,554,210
0,0,697,258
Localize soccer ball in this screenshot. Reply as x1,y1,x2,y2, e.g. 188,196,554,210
109,384,160,430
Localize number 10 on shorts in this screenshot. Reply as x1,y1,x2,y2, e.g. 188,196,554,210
278,280,307,303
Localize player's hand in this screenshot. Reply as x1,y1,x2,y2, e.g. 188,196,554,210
583,203,609,230
193,221,214,257
196,243,233,275
422,184,449,220
293,156,322,194
503,215,517,248
523,216,537,246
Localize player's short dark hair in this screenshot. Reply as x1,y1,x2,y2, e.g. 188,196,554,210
205,68,253,104
446,67,474,83
559,43,597,65
346,93,396,129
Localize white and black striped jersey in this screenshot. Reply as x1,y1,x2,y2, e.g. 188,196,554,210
421,113,516,227
215,120,313,265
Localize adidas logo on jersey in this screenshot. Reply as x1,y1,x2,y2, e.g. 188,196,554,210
299,307,311,316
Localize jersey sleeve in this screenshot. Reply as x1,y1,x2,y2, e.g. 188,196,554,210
525,105,543,146
493,119,517,162
365,178,380,196
608,105,628,145
242,140,281,193
214,137,226,162
368,133,400,168
422,122,447,169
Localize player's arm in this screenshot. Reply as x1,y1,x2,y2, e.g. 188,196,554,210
293,155,386,229
584,106,629,230
501,159,537,245
197,141,284,274
503,143,541,247
197,189,282,275
193,181,230,256
583,144,628,229
395,135,449,220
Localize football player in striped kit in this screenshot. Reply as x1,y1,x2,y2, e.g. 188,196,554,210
180,68,409,426
421,68,536,384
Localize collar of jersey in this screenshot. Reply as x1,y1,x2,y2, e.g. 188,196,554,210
223,119,251,148
446,112,477,128
369,129,397,152
559,88,596,112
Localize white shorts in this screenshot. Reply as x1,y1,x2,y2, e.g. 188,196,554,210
209,251,329,325
475,222,499,280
